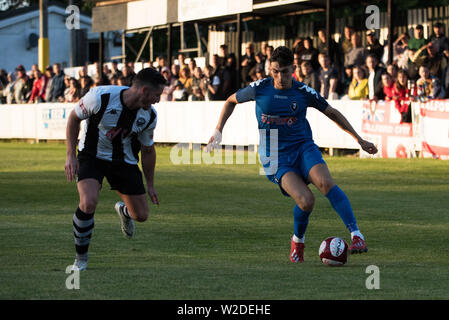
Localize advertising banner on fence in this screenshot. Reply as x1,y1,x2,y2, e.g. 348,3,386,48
360,100,414,158
417,100,449,159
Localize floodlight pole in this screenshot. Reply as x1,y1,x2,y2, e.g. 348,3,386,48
387,0,394,64
38,0,49,72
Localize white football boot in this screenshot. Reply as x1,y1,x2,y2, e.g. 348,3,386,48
71,258,88,271
115,201,135,239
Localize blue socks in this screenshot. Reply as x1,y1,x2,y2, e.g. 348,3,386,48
325,185,359,233
293,205,311,240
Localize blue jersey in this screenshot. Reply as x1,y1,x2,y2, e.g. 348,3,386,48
236,78,329,155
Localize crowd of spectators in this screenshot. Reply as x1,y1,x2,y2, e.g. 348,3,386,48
2,22,449,122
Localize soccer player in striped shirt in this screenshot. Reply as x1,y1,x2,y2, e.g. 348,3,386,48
65,68,165,271
207,46,378,263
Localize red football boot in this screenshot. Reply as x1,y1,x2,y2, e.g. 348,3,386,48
349,236,368,254
290,238,305,263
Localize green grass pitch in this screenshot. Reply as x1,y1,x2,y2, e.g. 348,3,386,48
0,142,448,299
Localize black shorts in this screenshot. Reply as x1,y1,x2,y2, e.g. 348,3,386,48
77,156,146,195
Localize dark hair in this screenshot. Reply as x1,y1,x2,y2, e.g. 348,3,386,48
415,24,424,30
133,67,166,88
270,46,294,67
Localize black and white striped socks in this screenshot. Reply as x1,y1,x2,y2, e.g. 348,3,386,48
73,207,94,260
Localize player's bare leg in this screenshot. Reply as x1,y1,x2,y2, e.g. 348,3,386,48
115,192,149,238
281,171,315,263
308,163,367,254
72,179,101,270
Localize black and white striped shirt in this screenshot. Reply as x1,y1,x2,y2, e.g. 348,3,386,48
74,86,157,165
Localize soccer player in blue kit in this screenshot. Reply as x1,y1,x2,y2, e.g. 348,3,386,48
207,46,378,263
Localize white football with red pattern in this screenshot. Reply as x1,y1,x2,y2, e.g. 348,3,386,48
319,237,348,266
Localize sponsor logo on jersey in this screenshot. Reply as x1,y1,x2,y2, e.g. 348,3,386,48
291,101,298,112
136,117,146,126
274,95,288,100
261,114,297,126
79,99,88,115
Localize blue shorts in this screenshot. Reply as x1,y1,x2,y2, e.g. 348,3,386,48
264,141,325,197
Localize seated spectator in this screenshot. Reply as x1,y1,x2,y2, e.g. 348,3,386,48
386,63,399,81
339,65,353,95
157,56,168,73
298,61,320,92
178,66,194,95
110,75,119,85
348,65,368,100
78,65,88,79
430,22,449,59
425,42,447,79
79,76,92,98
121,65,135,87
292,63,301,81
366,54,385,100
376,71,395,101
178,53,187,69
188,86,205,101
160,66,176,102
28,69,48,103
172,80,188,101
3,73,16,104
298,37,320,71
392,69,412,123
49,63,65,102
318,53,338,99
241,43,256,86
201,64,221,101
345,33,367,67
393,33,409,70
64,77,80,102
192,66,203,89
14,65,33,103
103,64,111,80
109,61,122,80
188,59,197,77
171,63,180,80
366,30,384,61
250,52,266,81
416,65,445,99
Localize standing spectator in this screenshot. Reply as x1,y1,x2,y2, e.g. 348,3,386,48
386,63,399,81
430,22,449,59
366,30,384,61
109,61,122,80
49,63,65,102
317,28,340,67
249,52,265,81
201,65,220,101
44,66,54,102
2,73,16,104
348,65,368,100
79,76,92,98
192,66,203,89
102,64,111,80
297,61,320,92
264,45,274,76
178,66,194,95
425,42,447,79
393,33,410,70
14,65,33,103
219,44,229,66
292,37,304,55
408,25,428,59
339,26,354,65
392,70,412,123
375,71,395,101
298,37,319,71
318,53,338,99
64,77,80,102
121,65,135,87
28,69,48,103
188,86,205,101
171,63,180,80
172,80,188,101
345,33,367,67
223,53,237,99
366,54,385,100
188,59,197,77
241,43,256,87
160,66,176,102
339,65,353,95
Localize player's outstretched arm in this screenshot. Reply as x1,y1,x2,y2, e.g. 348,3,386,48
65,109,82,182
141,144,159,205
206,93,238,152
323,106,378,155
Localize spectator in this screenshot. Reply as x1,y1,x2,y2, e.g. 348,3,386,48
386,63,399,81
339,65,353,95
376,71,395,101
188,59,197,77
366,54,385,100
160,66,176,102
441,63,449,98
188,86,205,101
28,69,48,103
318,53,338,99
219,44,229,66
430,22,449,59
408,25,428,59
78,65,88,79
102,64,111,80
366,30,384,61
121,65,135,86
171,63,180,80
64,77,80,102
79,76,92,98
241,43,256,87
348,65,368,100
339,26,354,65
393,69,412,123
44,66,54,102
407,48,422,80
14,65,33,103
109,61,122,80
172,80,188,101
223,53,237,99
48,63,65,102
317,28,340,67
416,65,444,99
345,33,367,67
117,76,125,86
178,53,187,69
201,64,220,101
255,66,265,80
157,56,167,73
292,37,304,55
259,41,268,61
192,66,203,89
250,52,265,81
393,33,410,70
110,75,118,85
264,45,274,76
425,42,447,79
297,61,320,92
298,37,319,71
178,66,193,95
2,73,16,104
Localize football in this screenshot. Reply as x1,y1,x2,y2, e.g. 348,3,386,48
319,237,348,266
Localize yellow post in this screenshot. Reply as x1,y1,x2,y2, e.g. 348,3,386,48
38,37,49,72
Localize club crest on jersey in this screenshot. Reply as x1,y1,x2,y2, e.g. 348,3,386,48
136,117,146,126
291,101,298,112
